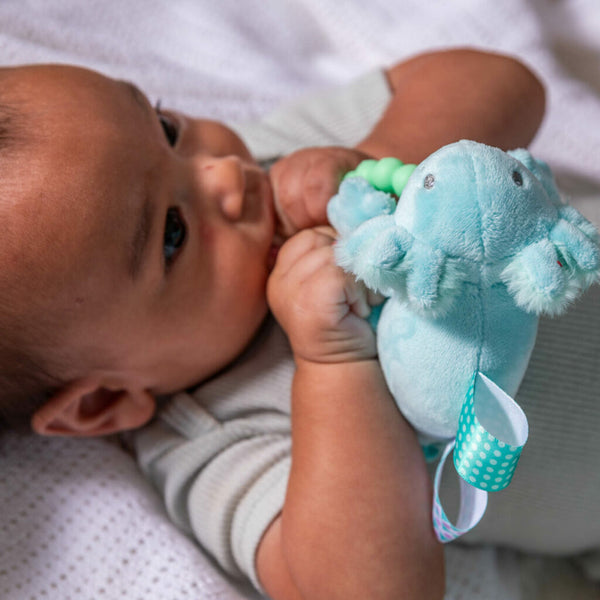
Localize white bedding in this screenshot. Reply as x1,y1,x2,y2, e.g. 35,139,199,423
1,1,599,598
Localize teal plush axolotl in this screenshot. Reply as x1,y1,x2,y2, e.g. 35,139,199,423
327,140,600,541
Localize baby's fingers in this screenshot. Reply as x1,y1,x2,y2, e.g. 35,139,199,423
367,289,386,307
345,277,371,319
271,227,337,279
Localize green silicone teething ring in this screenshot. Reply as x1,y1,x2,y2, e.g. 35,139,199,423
344,157,417,196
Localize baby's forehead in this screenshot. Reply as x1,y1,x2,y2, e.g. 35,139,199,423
3,63,120,100
0,65,157,303
1,64,149,142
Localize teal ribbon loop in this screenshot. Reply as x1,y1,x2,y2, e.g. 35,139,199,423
432,372,529,542
453,372,529,492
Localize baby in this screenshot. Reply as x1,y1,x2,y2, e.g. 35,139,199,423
4,47,593,600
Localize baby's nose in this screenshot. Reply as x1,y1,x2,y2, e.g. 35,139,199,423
194,155,246,221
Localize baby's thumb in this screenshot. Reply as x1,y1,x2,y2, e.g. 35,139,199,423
367,289,386,307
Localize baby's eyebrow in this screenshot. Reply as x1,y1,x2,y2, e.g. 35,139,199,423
118,80,156,279
129,193,155,280
119,80,150,113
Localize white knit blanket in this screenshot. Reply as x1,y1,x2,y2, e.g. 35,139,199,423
1,1,599,598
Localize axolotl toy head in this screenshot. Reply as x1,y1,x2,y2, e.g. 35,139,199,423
329,139,600,318
395,140,558,265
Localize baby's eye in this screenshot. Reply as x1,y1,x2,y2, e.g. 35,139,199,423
164,207,186,266
155,102,179,147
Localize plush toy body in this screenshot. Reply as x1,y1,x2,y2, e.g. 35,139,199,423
328,140,600,443
377,281,537,440
328,141,600,540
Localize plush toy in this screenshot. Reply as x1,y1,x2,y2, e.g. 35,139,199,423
327,140,600,540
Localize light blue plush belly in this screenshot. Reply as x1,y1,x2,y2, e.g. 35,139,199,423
377,284,538,439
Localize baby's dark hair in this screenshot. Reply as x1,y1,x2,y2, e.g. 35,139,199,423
0,100,64,428
0,334,59,429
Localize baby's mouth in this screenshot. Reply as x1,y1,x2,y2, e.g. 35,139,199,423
244,167,275,225
244,168,281,271
267,243,281,271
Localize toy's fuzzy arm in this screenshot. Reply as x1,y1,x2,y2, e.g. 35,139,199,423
501,239,574,315
327,176,396,237
501,217,600,315
335,219,468,316
404,243,468,317
504,148,600,312
557,205,600,239
550,213,600,287
334,215,413,294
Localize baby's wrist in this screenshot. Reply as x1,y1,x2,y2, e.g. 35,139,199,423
292,355,390,407
289,338,377,368
294,354,381,375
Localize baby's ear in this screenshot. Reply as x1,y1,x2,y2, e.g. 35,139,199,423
31,377,155,437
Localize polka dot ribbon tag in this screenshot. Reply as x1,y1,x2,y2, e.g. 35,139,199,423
432,372,529,543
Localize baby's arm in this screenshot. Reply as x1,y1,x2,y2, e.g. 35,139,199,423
357,47,545,162
271,47,545,237
261,228,444,600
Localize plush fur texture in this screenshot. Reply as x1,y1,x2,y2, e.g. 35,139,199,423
327,140,600,440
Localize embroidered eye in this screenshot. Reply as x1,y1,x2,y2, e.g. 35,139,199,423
164,207,186,265
512,171,523,186
424,174,435,189
155,102,179,147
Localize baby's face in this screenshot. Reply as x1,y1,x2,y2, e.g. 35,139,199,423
3,65,277,394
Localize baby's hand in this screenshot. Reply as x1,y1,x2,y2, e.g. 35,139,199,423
270,146,370,238
267,226,382,364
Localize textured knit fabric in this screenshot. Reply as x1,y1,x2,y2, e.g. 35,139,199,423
135,318,293,591
134,68,600,590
